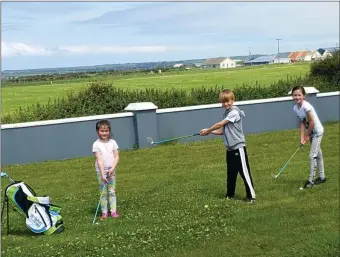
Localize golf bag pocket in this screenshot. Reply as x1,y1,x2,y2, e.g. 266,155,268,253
3,182,64,235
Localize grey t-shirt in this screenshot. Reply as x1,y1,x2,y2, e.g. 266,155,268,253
223,106,246,151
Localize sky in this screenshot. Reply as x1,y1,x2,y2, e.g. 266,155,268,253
1,1,339,70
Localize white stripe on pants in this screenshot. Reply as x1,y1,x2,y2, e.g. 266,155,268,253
309,135,325,182
239,147,256,199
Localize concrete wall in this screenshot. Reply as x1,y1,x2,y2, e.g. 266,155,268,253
1,90,339,165
1,113,136,165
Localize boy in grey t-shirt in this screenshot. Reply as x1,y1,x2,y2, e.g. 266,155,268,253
200,89,256,202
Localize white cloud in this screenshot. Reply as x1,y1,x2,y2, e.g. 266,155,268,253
1,41,180,58
59,44,179,54
1,41,54,57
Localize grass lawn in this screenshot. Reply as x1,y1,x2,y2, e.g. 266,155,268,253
1,63,310,115
1,122,338,257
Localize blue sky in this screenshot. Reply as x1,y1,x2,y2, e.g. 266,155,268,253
1,1,339,70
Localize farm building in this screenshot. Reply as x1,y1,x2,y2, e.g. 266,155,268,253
201,57,236,69
273,52,291,64
303,51,314,61
243,55,276,66
288,50,311,62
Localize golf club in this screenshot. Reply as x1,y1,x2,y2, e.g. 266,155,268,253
271,144,303,178
147,133,200,145
92,183,107,224
1,171,15,183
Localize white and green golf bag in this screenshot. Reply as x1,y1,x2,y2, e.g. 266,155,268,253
1,173,64,235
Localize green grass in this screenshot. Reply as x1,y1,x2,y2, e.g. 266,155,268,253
1,122,339,257
1,63,310,115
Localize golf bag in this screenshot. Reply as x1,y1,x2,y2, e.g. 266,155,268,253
1,175,64,236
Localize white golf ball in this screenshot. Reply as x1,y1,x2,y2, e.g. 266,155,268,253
95,222,99,225
299,187,303,190
204,205,209,208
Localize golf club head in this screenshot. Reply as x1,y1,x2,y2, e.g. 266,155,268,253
271,173,278,179
1,171,8,178
146,136,154,145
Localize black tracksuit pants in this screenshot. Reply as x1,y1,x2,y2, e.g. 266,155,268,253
226,146,256,199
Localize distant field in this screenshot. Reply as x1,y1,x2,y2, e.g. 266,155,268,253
1,63,310,115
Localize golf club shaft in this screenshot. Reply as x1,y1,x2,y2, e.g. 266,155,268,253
92,184,107,224
153,133,199,144
275,145,302,177
1,172,15,183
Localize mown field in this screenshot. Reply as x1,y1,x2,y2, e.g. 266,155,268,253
1,122,339,257
1,63,310,115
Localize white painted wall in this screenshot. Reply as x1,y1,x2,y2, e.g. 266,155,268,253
220,58,236,68
273,58,290,64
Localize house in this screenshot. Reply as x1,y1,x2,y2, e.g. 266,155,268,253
289,50,310,62
311,50,323,60
201,57,236,69
273,52,291,64
316,47,339,59
303,50,314,61
243,55,276,66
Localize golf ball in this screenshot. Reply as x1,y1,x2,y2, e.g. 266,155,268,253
299,187,303,190
204,205,209,208
95,222,99,225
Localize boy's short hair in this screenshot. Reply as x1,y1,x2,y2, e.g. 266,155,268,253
219,89,235,103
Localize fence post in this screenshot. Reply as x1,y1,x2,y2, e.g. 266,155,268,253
124,102,158,149
304,87,319,107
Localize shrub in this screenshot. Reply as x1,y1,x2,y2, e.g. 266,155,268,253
310,50,340,85
2,74,338,125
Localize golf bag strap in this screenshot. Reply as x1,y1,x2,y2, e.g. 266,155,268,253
6,199,9,235
23,183,37,196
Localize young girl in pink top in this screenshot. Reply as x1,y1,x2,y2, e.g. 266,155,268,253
92,119,120,220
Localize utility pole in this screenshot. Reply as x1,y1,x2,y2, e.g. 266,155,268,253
249,46,252,66
276,38,282,64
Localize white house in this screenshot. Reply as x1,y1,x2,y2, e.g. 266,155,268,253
315,47,339,60
201,57,236,69
303,50,314,61
311,50,323,60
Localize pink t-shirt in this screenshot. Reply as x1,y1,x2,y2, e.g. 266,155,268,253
92,139,119,170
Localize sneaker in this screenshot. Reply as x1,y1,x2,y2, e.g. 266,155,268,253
100,213,108,220
225,195,234,200
303,180,314,189
246,198,256,203
314,177,326,185
110,211,120,218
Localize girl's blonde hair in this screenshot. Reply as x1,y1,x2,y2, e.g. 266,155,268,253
219,89,235,103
